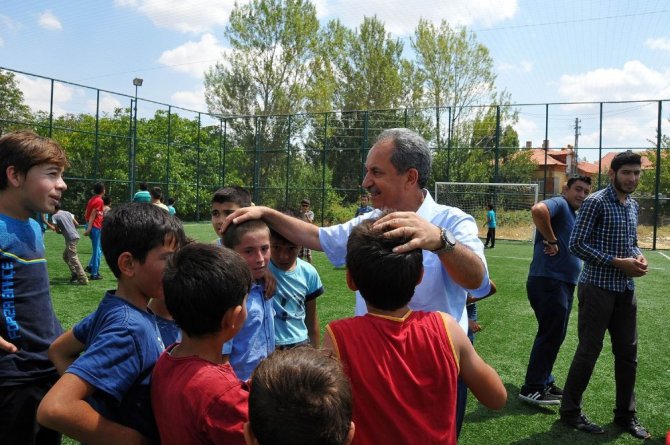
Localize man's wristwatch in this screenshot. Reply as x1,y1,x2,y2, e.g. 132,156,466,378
431,227,456,254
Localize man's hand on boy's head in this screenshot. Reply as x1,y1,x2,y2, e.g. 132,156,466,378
0,335,18,353
217,206,267,237
373,211,443,253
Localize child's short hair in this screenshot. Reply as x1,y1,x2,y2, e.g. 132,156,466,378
150,186,162,200
212,186,252,207
102,195,111,206
93,182,105,194
101,203,187,278
249,347,352,445
0,131,68,190
346,218,423,311
163,243,251,337
167,197,175,206
222,219,269,249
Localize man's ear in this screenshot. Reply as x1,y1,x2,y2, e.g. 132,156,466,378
116,252,135,277
608,168,615,182
243,422,259,445
344,421,356,445
405,168,419,187
345,269,357,292
5,166,23,188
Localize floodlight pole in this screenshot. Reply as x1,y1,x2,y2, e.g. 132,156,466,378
130,78,143,198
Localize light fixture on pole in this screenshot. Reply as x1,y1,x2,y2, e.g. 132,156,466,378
130,78,143,198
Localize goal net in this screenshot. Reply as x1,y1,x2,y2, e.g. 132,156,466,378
434,182,539,242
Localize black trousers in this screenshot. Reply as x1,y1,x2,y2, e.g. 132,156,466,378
485,228,495,247
0,375,62,445
560,283,638,421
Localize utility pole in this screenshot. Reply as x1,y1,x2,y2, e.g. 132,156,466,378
573,117,581,175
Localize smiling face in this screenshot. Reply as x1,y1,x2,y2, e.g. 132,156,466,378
15,163,67,218
233,228,271,280
563,179,591,210
361,139,414,211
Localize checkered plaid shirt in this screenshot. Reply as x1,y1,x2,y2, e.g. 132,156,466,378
569,183,642,292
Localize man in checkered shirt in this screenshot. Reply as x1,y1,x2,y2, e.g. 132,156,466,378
559,150,650,440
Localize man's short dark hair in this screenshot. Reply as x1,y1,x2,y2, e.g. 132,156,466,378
93,182,105,195
163,243,251,337
249,347,352,445
610,150,642,173
212,186,252,207
101,203,186,278
566,175,592,188
346,218,423,311
375,128,431,189
222,219,269,250
0,131,69,190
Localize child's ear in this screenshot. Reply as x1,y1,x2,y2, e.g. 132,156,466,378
221,303,245,334
5,166,23,188
117,252,135,277
345,269,357,292
243,422,259,445
344,421,356,445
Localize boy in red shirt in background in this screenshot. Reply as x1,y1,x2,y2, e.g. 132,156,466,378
84,182,105,280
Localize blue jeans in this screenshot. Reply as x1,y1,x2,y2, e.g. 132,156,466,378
88,227,102,276
522,276,575,392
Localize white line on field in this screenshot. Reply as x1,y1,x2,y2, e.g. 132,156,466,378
657,251,670,261
487,254,665,270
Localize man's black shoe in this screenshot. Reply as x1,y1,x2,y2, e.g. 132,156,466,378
614,417,651,440
561,414,605,434
547,383,563,398
89,274,103,280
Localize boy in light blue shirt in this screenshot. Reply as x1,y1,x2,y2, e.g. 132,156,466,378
269,218,324,349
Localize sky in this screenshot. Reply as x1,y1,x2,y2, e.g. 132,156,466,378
1,0,669,160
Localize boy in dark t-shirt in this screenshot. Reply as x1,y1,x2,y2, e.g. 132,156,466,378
0,130,69,445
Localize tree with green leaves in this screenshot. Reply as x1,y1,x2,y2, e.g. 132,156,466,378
0,69,31,135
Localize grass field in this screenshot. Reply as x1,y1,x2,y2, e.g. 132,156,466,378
46,223,670,444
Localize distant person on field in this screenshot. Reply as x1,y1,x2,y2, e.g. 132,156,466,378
221,219,275,380
0,130,68,445
483,204,496,248
152,243,252,445
102,194,112,217
151,186,169,212
84,182,105,280
519,175,591,406
34,212,55,235
298,198,314,263
51,204,88,286
354,193,373,217
269,210,324,349
323,218,506,445
245,347,355,445
133,181,151,203
560,151,650,440
166,197,176,216
37,203,187,444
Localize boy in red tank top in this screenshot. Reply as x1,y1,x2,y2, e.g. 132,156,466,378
323,218,507,445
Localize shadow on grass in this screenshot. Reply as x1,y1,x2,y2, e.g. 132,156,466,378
509,419,665,445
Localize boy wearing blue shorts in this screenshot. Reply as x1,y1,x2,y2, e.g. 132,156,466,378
222,219,275,380
37,203,186,444
269,220,324,348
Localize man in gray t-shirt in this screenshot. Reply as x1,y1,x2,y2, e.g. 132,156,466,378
51,205,88,285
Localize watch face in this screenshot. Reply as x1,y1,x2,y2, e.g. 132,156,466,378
444,229,456,246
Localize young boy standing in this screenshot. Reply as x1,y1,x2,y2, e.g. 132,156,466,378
152,242,252,445
323,219,507,445
269,221,324,349
298,198,314,263
222,219,275,380
37,203,186,444
0,131,68,445
51,204,88,285
245,347,355,445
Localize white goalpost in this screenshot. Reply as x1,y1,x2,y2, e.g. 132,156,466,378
434,182,539,241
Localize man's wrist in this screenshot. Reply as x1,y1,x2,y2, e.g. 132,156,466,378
546,239,558,245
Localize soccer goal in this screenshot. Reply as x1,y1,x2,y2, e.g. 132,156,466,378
434,182,539,241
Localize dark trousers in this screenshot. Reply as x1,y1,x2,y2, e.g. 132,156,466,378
523,277,575,391
485,228,495,247
560,283,638,421
0,376,62,445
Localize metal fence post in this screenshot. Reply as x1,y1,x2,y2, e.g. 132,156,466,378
652,100,663,250
196,113,202,221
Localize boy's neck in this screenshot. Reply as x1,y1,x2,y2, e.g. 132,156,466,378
171,334,229,365
114,281,151,312
270,258,297,272
367,305,411,318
